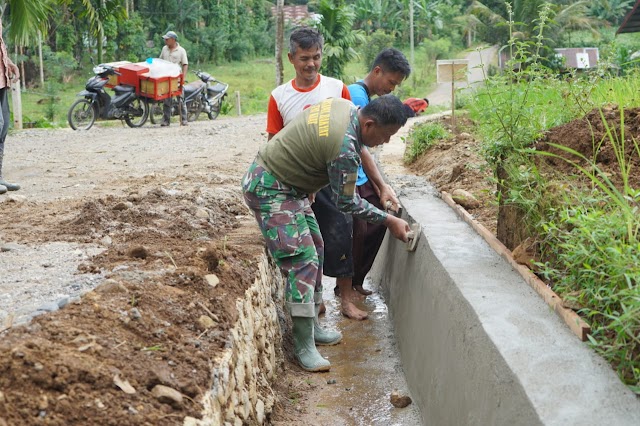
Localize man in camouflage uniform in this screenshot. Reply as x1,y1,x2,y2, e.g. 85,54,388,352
242,95,411,372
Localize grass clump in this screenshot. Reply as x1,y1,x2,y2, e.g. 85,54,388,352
403,121,449,164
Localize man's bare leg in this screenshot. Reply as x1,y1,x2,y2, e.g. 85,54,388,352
353,285,373,296
338,277,368,320
318,301,326,315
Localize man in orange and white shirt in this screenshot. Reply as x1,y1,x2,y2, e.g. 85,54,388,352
265,27,398,322
266,33,350,137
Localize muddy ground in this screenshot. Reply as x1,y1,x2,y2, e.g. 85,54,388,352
1,103,635,425
0,117,269,425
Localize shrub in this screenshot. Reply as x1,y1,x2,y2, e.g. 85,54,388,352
360,30,396,71
404,121,449,163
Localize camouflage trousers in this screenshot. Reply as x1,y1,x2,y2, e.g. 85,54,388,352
242,161,323,318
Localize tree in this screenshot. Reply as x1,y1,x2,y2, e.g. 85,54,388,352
59,0,127,63
314,0,365,80
1,0,50,46
275,0,284,86
469,0,598,48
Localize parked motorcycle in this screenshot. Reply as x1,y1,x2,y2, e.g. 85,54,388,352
149,70,228,124
68,63,149,130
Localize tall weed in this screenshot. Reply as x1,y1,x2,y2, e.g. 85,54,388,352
403,122,449,163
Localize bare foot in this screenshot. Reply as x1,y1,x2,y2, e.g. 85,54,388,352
337,277,367,320
341,299,368,320
353,285,373,296
318,301,326,316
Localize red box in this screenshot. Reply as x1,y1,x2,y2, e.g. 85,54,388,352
139,73,183,101
101,61,132,88
118,63,150,92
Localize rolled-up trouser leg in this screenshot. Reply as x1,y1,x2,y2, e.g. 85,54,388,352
242,161,320,318
352,180,387,288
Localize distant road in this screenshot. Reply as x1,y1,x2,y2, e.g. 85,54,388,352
427,46,498,107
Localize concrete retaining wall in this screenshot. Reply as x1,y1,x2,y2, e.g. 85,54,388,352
370,184,640,425
188,255,285,426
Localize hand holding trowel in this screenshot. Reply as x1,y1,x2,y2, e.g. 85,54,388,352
385,199,421,252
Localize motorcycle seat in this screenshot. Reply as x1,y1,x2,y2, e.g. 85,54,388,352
184,80,204,96
208,82,227,94
113,84,135,94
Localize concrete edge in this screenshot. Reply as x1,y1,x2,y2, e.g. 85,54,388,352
370,185,640,425
440,191,591,341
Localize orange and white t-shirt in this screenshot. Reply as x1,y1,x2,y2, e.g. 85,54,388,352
266,74,351,135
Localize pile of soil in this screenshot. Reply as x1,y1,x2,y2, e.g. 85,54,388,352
535,105,640,189
407,106,640,237
407,115,497,234
0,184,265,425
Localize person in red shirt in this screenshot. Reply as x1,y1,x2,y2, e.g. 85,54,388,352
403,97,430,115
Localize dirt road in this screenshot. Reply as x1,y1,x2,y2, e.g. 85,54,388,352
0,116,272,425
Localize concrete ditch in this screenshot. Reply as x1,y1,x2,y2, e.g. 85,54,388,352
370,177,640,425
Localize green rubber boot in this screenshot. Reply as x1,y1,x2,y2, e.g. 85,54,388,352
0,153,19,191
314,304,342,346
292,317,331,372
0,179,19,191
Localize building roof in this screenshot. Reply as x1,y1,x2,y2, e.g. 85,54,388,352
617,0,640,34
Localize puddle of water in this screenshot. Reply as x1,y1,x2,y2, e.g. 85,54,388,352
299,276,423,425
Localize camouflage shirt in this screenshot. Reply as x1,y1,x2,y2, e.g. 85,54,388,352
257,98,388,224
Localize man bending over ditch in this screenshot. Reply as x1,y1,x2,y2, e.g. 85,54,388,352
242,96,411,372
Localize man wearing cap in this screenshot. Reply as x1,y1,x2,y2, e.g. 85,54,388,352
159,31,188,126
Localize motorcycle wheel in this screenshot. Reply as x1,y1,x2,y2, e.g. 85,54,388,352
68,99,97,130
149,102,164,125
124,97,150,128
188,97,204,122
208,100,221,120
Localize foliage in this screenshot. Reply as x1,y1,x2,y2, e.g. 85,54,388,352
314,0,365,80
420,37,453,62
360,29,395,71
1,0,50,46
471,2,555,170
42,46,76,83
471,2,640,394
469,0,598,52
403,121,449,163
112,11,150,62
42,81,61,122
589,0,634,25
537,186,640,393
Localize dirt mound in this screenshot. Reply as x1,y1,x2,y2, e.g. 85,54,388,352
408,115,497,233
0,185,265,425
535,105,640,189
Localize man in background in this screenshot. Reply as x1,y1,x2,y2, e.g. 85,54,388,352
0,18,20,194
159,31,188,126
403,97,430,115
343,48,411,319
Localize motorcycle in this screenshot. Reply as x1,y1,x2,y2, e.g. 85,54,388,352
68,63,150,130
149,70,229,124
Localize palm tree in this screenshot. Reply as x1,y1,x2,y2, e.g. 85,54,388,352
59,0,127,63
469,0,598,47
314,0,365,80
1,0,50,46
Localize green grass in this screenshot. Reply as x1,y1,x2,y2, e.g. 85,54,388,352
470,68,640,394
403,121,449,163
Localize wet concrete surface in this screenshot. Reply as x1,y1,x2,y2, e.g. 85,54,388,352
298,276,423,425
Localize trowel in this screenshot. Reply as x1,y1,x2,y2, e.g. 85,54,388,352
385,201,421,252
406,223,421,252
